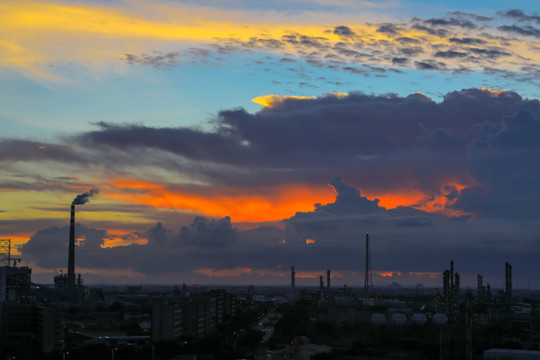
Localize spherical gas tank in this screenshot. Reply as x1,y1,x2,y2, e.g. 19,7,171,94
412,313,427,325
371,313,386,326
432,313,448,326
391,313,407,325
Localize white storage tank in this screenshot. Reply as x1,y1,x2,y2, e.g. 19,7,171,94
371,313,386,326
412,313,427,325
391,313,407,325
432,313,448,326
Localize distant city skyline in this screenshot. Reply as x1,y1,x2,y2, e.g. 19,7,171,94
1,0,540,287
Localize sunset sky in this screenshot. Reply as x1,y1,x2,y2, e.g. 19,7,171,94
1,0,540,288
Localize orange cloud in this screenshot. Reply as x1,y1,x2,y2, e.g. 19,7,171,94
101,237,148,248
100,228,149,248
105,176,474,224
373,271,402,277
107,178,336,222
365,189,426,209
413,182,471,216
0,236,31,255
364,181,473,216
306,239,315,244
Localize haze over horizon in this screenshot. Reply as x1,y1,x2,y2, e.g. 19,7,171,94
1,0,540,289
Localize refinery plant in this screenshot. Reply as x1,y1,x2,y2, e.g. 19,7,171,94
0,202,540,359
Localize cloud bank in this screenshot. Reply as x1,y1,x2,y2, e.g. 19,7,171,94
3,88,539,287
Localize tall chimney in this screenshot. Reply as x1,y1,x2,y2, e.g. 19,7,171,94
67,205,76,296
505,262,512,305
291,266,295,290
327,269,331,289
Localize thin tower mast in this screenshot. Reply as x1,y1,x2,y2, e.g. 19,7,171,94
363,232,373,300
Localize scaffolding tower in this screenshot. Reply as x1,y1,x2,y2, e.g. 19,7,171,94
0,239,12,267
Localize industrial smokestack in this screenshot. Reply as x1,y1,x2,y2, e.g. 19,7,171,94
67,204,76,295
505,261,512,305
327,269,331,289
67,189,97,299
291,266,295,290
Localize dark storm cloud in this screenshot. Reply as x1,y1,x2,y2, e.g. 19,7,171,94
19,174,540,286
179,216,238,247
10,88,540,285
395,216,433,227
76,89,540,195
21,224,106,269
0,218,67,236
0,139,84,163
79,121,246,164
315,176,385,215
453,109,540,219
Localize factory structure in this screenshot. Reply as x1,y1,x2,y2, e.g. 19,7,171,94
0,190,93,354
0,190,242,357
285,233,540,359
1,193,540,359
52,202,89,303
0,238,64,353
